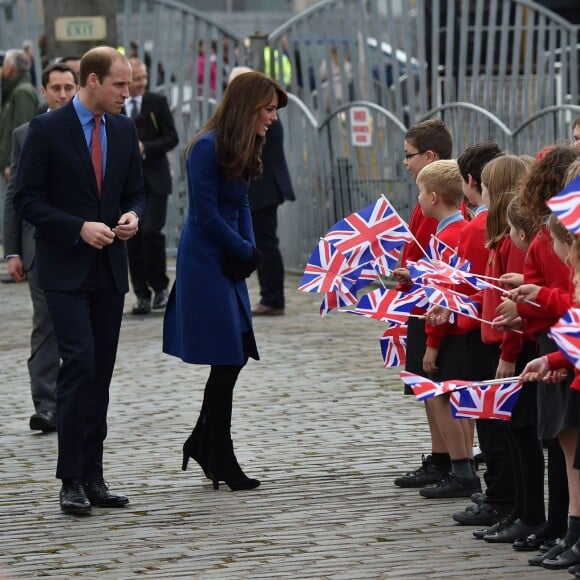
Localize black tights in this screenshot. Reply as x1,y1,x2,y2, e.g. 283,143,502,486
508,426,545,526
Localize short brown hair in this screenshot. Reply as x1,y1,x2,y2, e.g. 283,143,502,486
457,141,503,191
79,46,128,87
416,159,463,207
405,119,453,160
41,63,77,88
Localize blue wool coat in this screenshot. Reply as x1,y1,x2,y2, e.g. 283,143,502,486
163,131,259,365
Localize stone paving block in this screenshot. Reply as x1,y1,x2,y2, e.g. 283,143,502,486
0,266,558,578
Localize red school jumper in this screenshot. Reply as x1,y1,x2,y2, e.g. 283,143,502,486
425,214,467,349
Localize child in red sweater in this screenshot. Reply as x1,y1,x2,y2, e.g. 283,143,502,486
403,159,483,499
393,119,455,488
497,148,580,567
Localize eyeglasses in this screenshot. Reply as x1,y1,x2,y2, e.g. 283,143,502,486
404,151,424,161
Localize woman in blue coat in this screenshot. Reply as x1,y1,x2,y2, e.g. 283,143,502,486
163,71,287,491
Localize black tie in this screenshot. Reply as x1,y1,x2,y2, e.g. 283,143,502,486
130,99,139,118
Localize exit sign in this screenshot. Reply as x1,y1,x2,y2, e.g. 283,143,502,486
55,16,107,41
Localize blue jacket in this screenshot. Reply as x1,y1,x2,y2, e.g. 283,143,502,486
163,131,259,365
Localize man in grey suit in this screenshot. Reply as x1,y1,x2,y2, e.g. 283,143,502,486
3,62,77,432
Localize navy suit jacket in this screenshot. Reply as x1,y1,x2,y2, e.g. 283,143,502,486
134,91,178,197
13,100,144,293
248,119,295,213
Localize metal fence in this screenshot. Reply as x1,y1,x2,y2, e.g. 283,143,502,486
1,0,580,271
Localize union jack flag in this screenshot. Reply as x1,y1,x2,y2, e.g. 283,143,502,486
547,175,580,235
422,284,479,319
407,259,462,286
450,380,523,420
372,249,401,276
298,238,355,294
399,371,473,400
549,307,580,367
319,290,357,317
427,236,459,263
349,285,428,324
325,196,413,269
380,324,407,367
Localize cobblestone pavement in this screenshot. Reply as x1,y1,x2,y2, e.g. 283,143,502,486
0,266,565,579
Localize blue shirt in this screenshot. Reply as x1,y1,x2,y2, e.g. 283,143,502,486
72,94,107,176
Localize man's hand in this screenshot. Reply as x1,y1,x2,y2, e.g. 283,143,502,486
112,212,139,240
80,222,116,249
3,166,10,180
423,346,439,374
7,256,26,282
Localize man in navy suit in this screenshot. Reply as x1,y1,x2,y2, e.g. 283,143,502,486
248,117,295,316
125,57,178,315
14,46,144,514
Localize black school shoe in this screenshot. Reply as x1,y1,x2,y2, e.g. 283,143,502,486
483,518,540,543
453,502,510,526
394,454,449,488
543,544,580,570
529,538,569,566
473,513,517,539
420,473,481,499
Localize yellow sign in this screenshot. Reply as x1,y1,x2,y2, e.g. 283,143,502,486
55,17,107,41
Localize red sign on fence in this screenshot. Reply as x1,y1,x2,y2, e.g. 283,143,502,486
349,106,371,147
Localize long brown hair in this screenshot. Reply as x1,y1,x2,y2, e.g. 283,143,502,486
518,145,580,231
187,71,287,182
481,155,528,248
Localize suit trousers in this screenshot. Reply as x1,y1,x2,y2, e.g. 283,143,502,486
44,252,124,481
251,204,285,309
127,192,169,297
27,265,60,414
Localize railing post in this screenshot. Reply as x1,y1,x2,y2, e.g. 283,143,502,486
248,32,267,74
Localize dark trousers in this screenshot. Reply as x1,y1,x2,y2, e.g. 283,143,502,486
465,332,515,507
127,193,169,298
44,253,124,481
252,204,285,309
27,264,60,414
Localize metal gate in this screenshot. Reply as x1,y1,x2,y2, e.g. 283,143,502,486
2,0,580,270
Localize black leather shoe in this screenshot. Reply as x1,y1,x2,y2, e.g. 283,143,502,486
30,410,57,432
543,544,580,569
483,518,540,543
453,502,510,526
569,563,580,574
83,478,129,507
513,533,558,552
473,513,516,539
60,480,91,514
132,296,151,315
152,289,168,310
420,473,481,499
529,538,569,566
394,454,449,488
470,492,486,505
